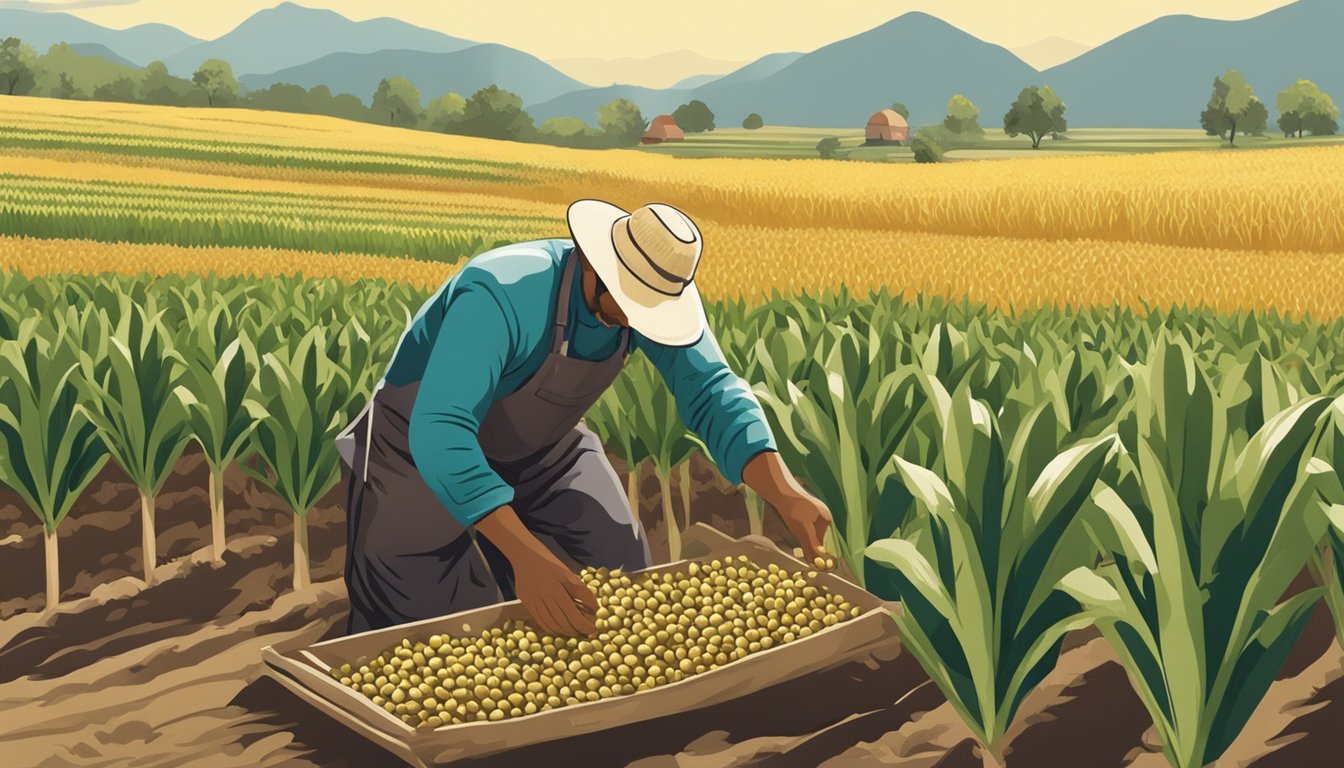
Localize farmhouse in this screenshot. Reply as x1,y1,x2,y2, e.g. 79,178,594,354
864,109,910,145
642,115,685,144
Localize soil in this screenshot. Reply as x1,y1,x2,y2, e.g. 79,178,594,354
2,449,1342,768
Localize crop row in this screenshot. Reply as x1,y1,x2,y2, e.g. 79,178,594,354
6,98,1343,254
6,228,1344,321
2,271,1343,767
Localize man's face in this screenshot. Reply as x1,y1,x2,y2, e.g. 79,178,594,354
579,251,630,328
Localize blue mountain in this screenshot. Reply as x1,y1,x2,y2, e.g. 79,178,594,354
1043,0,1344,127
698,12,1036,128
532,15,1036,129
164,2,474,76
238,45,588,107
529,84,692,123
0,9,200,64
68,43,140,70
697,52,804,91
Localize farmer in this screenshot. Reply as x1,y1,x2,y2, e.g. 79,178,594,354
338,200,833,636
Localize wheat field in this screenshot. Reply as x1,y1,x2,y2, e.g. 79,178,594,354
2,96,1343,316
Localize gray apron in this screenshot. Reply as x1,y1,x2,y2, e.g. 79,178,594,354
338,253,651,634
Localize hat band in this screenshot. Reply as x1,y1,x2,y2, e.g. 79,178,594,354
611,218,688,297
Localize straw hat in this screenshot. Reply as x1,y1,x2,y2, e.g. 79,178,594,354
566,199,707,347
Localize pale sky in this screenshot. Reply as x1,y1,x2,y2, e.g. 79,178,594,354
13,0,1299,60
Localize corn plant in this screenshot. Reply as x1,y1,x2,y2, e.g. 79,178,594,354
176,300,265,562
0,311,110,611
79,295,193,586
1058,334,1344,768
756,326,934,581
242,326,351,591
587,374,649,519
629,357,699,561
1307,402,1344,649
865,375,1127,768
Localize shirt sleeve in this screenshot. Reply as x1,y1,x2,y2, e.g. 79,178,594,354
407,283,517,527
642,329,778,486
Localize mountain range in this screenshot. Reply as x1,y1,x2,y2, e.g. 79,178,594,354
2,0,1339,129
546,51,749,90
238,45,586,108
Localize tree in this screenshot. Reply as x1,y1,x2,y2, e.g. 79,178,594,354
371,76,422,128
1200,69,1265,147
943,94,983,135
245,82,309,112
1039,85,1068,137
192,59,240,107
1003,86,1056,148
742,112,764,129
538,116,604,148
816,136,843,159
539,116,588,136
306,85,371,122
1277,79,1339,137
672,99,715,132
912,133,944,163
891,102,910,119
93,76,136,102
596,97,646,146
139,61,194,106
53,72,80,100
0,37,37,96
457,85,535,140
422,92,466,131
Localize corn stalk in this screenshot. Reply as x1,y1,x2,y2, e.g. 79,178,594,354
176,300,265,562
1058,333,1344,768
79,295,193,586
628,357,697,561
1307,402,1344,649
0,311,109,612
755,325,933,582
586,372,650,522
865,374,1128,768
241,326,351,591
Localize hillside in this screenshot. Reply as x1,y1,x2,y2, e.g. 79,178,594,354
163,2,474,77
680,12,1037,128
1044,0,1343,127
0,8,199,64
238,44,586,106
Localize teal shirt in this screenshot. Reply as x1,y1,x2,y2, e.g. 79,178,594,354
383,238,776,527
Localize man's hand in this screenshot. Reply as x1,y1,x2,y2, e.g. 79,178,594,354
773,491,833,563
742,450,835,563
475,504,598,636
512,549,598,636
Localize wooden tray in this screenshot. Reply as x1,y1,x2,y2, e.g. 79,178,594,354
261,525,900,767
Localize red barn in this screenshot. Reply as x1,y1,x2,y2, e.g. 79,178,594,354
864,109,910,145
641,115,685,144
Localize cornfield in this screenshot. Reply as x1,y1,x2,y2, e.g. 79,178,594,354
3,96,1344,768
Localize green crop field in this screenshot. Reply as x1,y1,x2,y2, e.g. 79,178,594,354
637,125,1344,161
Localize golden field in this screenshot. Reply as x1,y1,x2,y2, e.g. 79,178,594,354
2,96,1344,316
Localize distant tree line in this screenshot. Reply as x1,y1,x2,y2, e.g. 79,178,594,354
1200,69,1338,146
3,36,1336,154
0,36,650,149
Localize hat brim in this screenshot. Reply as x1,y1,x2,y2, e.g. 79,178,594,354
566,199,707,347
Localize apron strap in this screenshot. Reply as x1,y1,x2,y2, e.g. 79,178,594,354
554,250,578,355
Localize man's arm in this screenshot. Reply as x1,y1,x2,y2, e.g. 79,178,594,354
741,450,832,560
643,330,833,561
409,282,597,635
